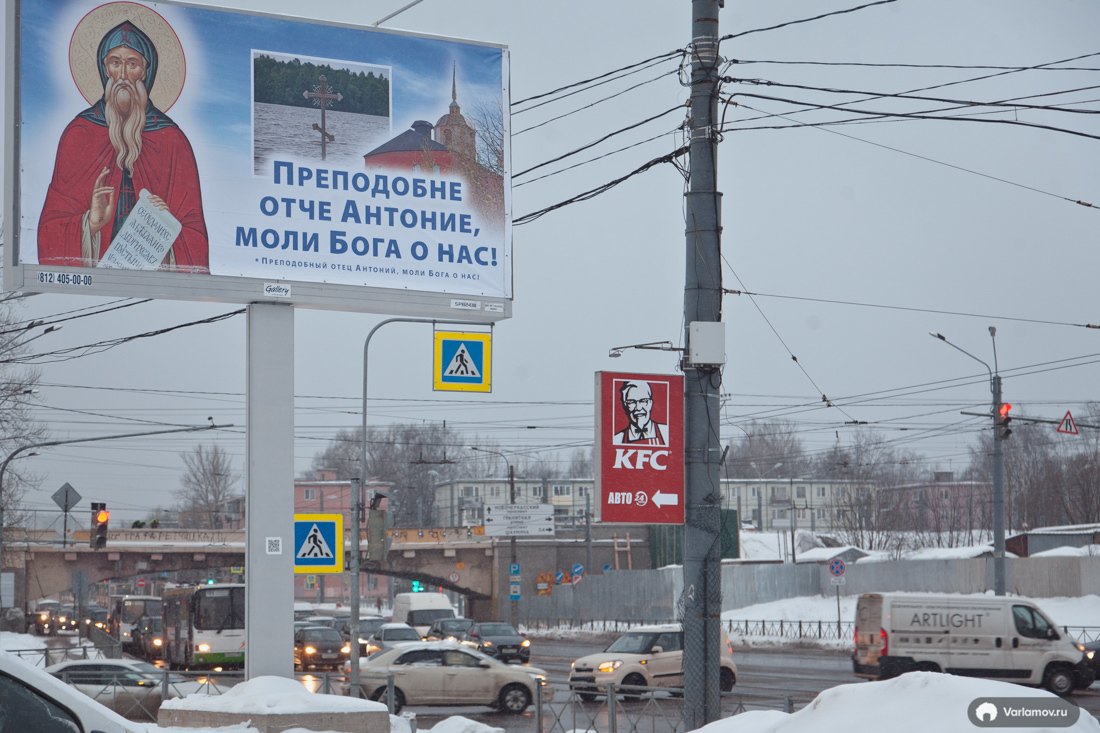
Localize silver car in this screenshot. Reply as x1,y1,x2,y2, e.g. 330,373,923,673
45,658,207,720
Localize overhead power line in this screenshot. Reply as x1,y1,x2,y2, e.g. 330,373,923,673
720,0,898,43
512,50,684,109
727,57,1100,72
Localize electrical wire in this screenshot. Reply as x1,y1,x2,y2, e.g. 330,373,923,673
727,58,1100,72
513,127,681,188
0,299,152,336
512,50,684,109
720,0,898,43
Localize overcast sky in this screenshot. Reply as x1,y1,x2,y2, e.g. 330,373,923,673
2,0,1098,528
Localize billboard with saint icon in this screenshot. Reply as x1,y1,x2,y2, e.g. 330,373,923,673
5,0,512,316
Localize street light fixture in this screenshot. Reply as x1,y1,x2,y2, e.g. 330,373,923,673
608,341,683,359
930,328,1007,596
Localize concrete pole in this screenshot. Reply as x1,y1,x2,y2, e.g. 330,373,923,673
245,303,295,680
683,0,723,727
509,464,518,627
992,375,1006,596
317,491,325,605
585,493,594,574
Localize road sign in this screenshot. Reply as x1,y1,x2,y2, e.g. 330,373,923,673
1058,411,1079,435
554,571,565,584
434,331,492,393
831,576,846,586
603,564,613,572
136,578,146,589
293,513,344,574
448,571,460,583
509,563,521,576
829,558,846,577
483,504,555,537
571,574,582,585
231,566,244,574
572,563,584,577
51,483,81,512
509,582,521,601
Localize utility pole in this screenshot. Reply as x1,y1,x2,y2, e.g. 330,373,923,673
508,464,518,628
683,0,723,728
992,374,1007,596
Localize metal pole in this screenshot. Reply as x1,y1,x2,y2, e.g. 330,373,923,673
349,477,362,694
992,375,1006,596
318,491,325,605
683,0,723,727
509,464,518,628
585,493,593,575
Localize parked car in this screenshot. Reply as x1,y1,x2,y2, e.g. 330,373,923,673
1,651,140,733
294,626,351,671
134,616,164,661
853,593,1094,695
342,641,552,714
460,622,530,663
568,624,738,701
363,622,422,657
45,658,207,719
425,617,474,642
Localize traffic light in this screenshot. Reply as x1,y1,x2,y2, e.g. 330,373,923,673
411,580,422,593
997,402,1013,441
90,503,109,550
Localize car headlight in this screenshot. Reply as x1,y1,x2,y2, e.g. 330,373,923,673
522,640,531,648
598,660,623,673
1088,651,1095,660
198,644,211,652
483,640,493,646
305,647,316,655
40,614,48,620
153,638,163,646
58,617,66,623
341,646,350,654
571,661,576,669
1076,643,1086,652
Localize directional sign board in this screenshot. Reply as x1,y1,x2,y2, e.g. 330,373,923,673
293,513,344,574
483,504,555,537
434,331,492,393
52,483,81,512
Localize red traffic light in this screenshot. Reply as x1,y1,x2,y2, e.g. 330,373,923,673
999,403,1012,417
95,509,109,524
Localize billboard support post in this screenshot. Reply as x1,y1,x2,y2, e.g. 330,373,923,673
245,303,295,679
682,0,723,728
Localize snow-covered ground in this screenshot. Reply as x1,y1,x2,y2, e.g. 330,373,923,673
699,672,1100,733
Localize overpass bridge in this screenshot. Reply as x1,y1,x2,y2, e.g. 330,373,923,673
4,525,649,620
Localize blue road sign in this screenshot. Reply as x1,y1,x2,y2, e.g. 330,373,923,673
510,562,521,576
572,563,585,577
509,582,521,601
603,564,613,572
555,571,565,584
829,558,846,577
434,332,491,392
293,513,343,574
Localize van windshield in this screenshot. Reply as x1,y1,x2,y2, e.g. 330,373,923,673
408,609,454,626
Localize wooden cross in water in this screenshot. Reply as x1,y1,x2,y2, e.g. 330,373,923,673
303,75,343,160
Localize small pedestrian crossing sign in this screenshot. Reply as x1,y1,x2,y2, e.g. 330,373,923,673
293,514,343,574
434,331,491,393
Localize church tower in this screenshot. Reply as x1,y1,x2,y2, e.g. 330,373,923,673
433,65,478,161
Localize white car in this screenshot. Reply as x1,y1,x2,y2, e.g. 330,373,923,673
0,650,148,733
569,624,738,701
45,658,209,720
344,641,553,714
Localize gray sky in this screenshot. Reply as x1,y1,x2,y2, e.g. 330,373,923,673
3,0,1098,527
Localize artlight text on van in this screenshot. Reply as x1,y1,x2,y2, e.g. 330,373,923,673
909,612,985,628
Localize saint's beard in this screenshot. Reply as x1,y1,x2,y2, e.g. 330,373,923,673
103,77,148,177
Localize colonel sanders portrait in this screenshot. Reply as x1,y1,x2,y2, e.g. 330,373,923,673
613,380,668,446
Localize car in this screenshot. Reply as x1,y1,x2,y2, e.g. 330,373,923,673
303,615,338,629
425,617,474,642
342,641,553,715
363,622,422,657
339,616,389,654
82,604,110,631
568,624,738,701
294,625,351,671
29,601,61,635
460,622,530,663
1,650,142,733
45,658,207,720
55,606,80,633
134,616,164,662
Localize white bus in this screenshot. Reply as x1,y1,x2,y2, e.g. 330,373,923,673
107,595,161,651
162,584,245,670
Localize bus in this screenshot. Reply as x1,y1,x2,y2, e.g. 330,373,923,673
107,595,161,651
162,584,245,670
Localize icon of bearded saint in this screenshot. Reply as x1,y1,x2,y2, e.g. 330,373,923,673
38,19,209,272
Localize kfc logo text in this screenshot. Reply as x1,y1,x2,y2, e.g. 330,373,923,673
613,448,669,470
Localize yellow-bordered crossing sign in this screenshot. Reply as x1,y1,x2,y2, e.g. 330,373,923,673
434,331,491,392
293,513,344,574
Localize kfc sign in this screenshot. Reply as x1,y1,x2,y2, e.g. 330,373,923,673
595,372,684,524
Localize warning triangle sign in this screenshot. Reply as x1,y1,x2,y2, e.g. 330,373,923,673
1057,411,1079,435
296,524,335,559
444,343,481,378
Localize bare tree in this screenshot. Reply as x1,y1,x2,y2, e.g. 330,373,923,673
724,419,811,479
467,98,505,176
176,444,240,529
566,447,593,478
0,297,47,532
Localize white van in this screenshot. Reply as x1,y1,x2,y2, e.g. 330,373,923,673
391,592,456,637
852,593,1094,696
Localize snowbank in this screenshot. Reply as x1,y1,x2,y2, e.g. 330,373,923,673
160,674,386,713
424,716,504,733
697,673,1100,732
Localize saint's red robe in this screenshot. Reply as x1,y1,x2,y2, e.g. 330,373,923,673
38,111,209,273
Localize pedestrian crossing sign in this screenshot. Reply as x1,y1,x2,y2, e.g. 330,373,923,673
434,331,492,392
293,513,343,574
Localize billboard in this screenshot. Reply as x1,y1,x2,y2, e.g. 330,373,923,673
4,0,512,317
594,371,684,524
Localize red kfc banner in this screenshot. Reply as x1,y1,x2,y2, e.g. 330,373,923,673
595,372,684,524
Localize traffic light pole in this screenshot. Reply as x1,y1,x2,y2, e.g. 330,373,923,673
992,375,1006,597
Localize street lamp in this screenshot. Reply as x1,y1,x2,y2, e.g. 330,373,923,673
930,328,1006,596
608,340,683,359
470,446,518,628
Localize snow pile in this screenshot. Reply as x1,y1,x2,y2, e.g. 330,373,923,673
424,715,504,733
0,631,51,651
1032,545,1100,558
698,672,1100,732
160,674,386,713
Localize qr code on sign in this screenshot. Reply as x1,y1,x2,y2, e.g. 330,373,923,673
266,537,282,555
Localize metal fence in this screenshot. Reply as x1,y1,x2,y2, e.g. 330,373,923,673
721,619,1100,644
5,644,111,667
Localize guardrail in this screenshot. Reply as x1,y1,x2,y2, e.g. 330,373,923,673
721,619,1100,644
5,645,110,667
